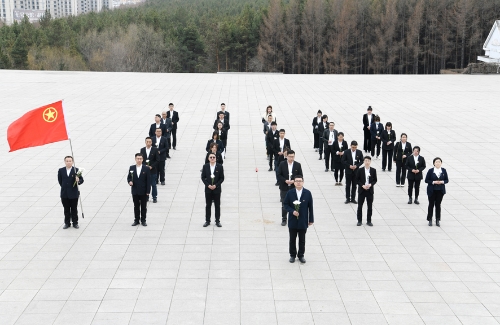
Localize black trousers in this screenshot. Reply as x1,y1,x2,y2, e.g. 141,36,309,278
363,129,371,152
222,138,227,152
427,191,444,221
357,192,373,223
319,141,324,155
132,194,148,222
61,197,78,225
324,145,335,170
395,160,407,185
268,149,274,169
334,163,344,182
382,149,393,170
171,129,177,148
157,160,166,183
289,228,307,258
345,173,357,200
205,191,221,222
371,138,381,157
280,190,288,221
313,132,320,148
408,179,421,198
166,138,171,156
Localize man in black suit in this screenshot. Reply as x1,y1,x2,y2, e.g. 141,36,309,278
58,156,84,229
160,111,173,158
362,106,373,153
166,103,179,149
406,146,426,205
149,114,167,138
312,110,322,151
201,153,225,227
266,121,279,171
140,137,160,203
152,128,168,185
356,156,377,226
213,111,230,132
323,122,338,172
341,141,364,204
273,129,291,186
220,103,230,123
370,115,383,159
317,115,328,160
276,150,303,226
127,153,151,226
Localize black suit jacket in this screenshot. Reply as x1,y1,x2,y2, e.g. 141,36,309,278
332,140,348,162
405,155,426,181
151,136,168,160
381,130,396,150
201,163,224,194
127,165,151,196
341,149,364,175
273,138,291,161
206,139,225,153
266,129,279,153
149,123,167,138
213,119,230,132
166,111,179,130
357,167,377,195
140,146,160,175
58,167,84,199
215,128,227,141
322,129,338,146
276,161,303,191
205,151,224,165
220,111,230,123
318,122,328,144
370,122,384,140
160,117,173,138
312,116,322,134
363,113,374,131
393,141,412,162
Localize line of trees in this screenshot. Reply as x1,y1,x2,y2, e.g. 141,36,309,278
0,0,498,73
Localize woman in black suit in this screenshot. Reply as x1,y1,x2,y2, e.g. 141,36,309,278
333,132,348,186
215,121,227,157
206,131,224,153
312,110,323,151
393,133,412,187
381,122,396,172
205,143,224,165
425,158,448,227
405,146,426,204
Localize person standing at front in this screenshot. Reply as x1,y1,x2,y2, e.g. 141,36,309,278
283,175,314,264
201,153,225,228
425,158,449,227
128,154,151,226
356,156,377,227
58,156,84,229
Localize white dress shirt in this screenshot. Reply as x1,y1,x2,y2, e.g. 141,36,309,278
414,155,419,166
66,167,72,176
434,167,442,177
315,116,321,128
287,162,293,184
155,123,161,129
401,142,406,152
351,150,356,165
296,188,303,201
146,147,151,158
279,138,285,152
156,137,161,147
136,165,142,176
365,168,370,185
210,163,216,175
336,141,343,154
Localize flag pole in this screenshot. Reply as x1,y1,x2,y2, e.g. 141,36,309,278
69,138,85,219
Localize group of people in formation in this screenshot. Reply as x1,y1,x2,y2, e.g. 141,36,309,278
261,105,450,263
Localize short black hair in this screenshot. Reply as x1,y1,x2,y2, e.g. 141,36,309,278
367,106,372,111
221,103,225,106
351,141,358,146
155,128,162,131
287,149,295,156
168,103,174,106
64,156,73,161
338,132,344,137
317,110,322,114
385,122,392,129
271,122,277,126
433,157,442,164
294,175,304,181
322,115,328,119
375,115,380,122
155,114,161,118
279,129,285,133
145,137,152,141
400,133,407,138
414,146,421,152
329,122,335,125
218,111,224,115
135,153,142,158
364,156,371,161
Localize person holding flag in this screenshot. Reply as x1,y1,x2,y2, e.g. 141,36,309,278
58,156,84,229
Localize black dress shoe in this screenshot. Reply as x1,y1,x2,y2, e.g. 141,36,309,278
203,222,210,227
428,220,432,226
173,147,176,150
153,198,157,203
408,198,412,204
132,221,140,226
281,220,286,226
166,155,171,159
382,169,385,172
142,222,147,226
161,182,165,185
275,182,279,186
414,199,420,205
298,257,306,264
351,199,357,204
216,222,222,227
325,169,328,172
357,222,362,226
345,200,350,204
63,224,70,229
367,222,373,227
73,224,79,229
289,257,295,263
436,220,440,227
268,168,272,171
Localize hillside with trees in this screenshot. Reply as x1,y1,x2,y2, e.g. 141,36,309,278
0,0,499,74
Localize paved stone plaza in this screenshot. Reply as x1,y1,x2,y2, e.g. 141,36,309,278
1,70,499,325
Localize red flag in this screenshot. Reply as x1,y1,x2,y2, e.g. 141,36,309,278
7,100,69,152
